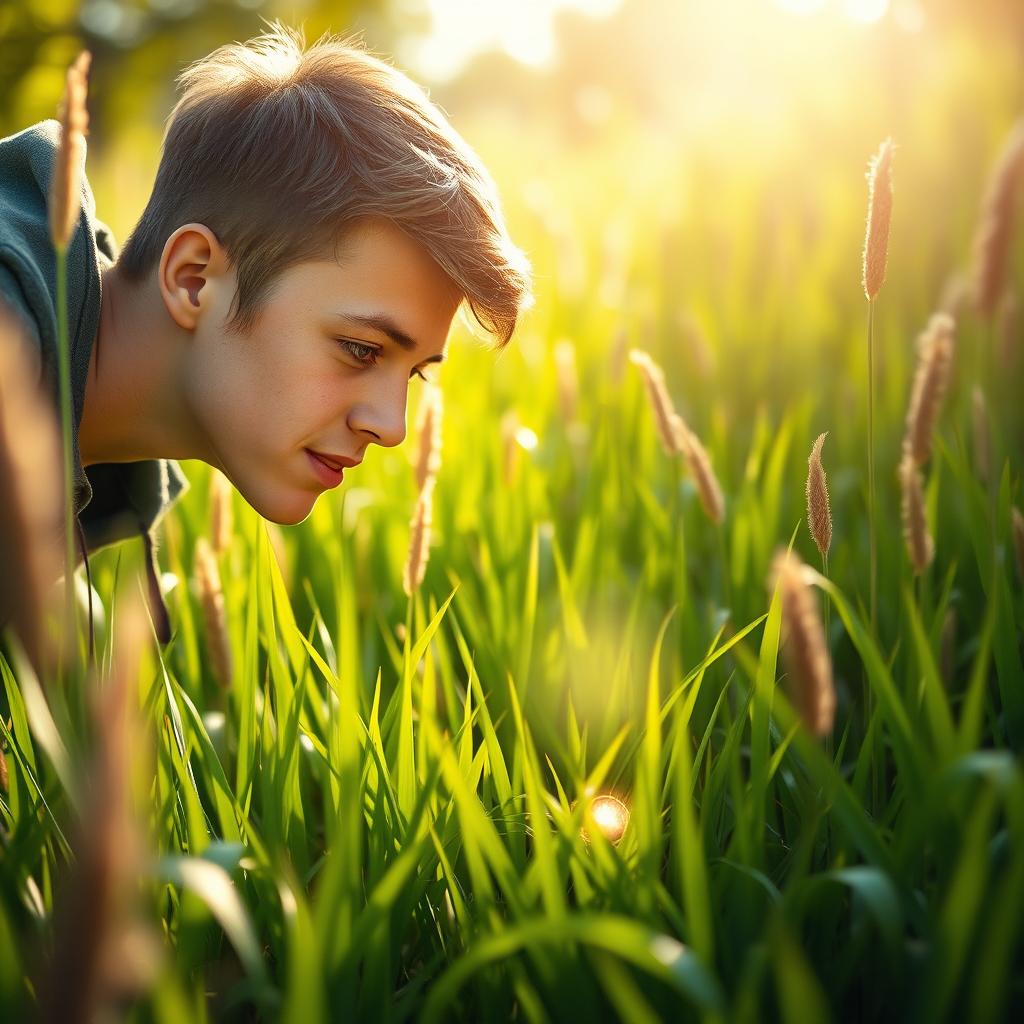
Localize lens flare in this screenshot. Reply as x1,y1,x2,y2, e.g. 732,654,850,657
582,793,630,844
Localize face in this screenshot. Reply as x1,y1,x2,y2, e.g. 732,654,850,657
179,217,461,525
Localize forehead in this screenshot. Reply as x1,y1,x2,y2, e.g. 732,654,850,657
274,218,462,334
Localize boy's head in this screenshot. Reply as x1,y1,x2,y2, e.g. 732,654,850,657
114,23,531,525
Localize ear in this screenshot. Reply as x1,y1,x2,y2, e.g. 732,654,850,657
158,223,231,331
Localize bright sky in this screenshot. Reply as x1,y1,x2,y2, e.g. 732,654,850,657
406,0,895,82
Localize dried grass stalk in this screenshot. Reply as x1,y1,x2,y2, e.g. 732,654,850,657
413,382,443,491
673,415,724,524
971,386,991,485
49,51,92,251
554,339,579,424
1012,506,1024,584
193,538,233,689
971,119,1024,319
209,470,233,554
629,349,681,455
904,312,955,466
899,448,934,574
403,476,435,596
770,550,836,737
0,307,63,675
805,432,832,558
40,592,159,1023
862,138,895,302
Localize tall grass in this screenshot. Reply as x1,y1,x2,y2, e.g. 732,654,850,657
1,48,1024,1024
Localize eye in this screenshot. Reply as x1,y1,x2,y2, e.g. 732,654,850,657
410,368,428,382
337,339,380,366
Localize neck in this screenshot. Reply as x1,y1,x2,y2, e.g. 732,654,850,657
79,263,208,468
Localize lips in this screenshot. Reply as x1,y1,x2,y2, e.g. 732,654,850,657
305,449,348,489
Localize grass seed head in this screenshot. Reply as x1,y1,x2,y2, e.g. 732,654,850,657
971,119,1024,319
675,417,725,524
629,348,682,455
770,550,835,737
904,312,955,466
805,431,832,559
862,137,894,302
193,538,233,689
899,448,934,575
403,476,435,596
414,382,443,491
209,470,233,554
49,51,92,251
0,309,64,675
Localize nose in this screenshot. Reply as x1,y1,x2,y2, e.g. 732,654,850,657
348,376,408,449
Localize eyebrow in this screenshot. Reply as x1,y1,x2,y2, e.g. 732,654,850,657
335,312,446,364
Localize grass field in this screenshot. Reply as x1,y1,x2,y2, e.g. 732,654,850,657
3,11,1024,1021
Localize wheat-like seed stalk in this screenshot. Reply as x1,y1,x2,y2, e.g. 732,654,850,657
554,339,579,425
862,138,895,302
48,51,92,251
971,386,991,485
0,309,64,675
770,550,836,737
40,592,157,1023
403,476,435,597
971,119,1024,319
899,448,933,575
805,432,832,559
904,312,955,466
673,415,724,524
629,349,682,455
209,470,233,554
500,409,520,486
1012,506,1024,583
413,382,443,491
193,538,233,689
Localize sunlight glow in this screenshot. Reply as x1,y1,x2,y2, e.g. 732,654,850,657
775,0,890,20
586,794,629,844
407,0,621,80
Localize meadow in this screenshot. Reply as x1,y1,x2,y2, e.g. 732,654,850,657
2,6,1024,1021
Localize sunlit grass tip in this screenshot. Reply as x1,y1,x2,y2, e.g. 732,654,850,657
903,312,955,466
49,51,92,252
805,431,832,559
862,137,895,302
553,338,579,425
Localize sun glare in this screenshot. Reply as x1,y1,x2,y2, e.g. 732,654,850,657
776,0,890,20
407,0,622,80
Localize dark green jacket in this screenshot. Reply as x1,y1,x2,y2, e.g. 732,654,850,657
0,119,188,642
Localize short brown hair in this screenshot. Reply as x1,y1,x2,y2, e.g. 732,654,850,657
117,23,531,344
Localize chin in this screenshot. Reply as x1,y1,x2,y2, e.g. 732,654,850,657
237,480,317,527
